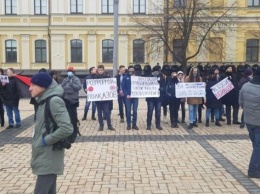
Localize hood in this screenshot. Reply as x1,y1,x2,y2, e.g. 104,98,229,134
35,80,64,103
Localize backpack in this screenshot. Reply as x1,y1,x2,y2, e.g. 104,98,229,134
41,95,81,150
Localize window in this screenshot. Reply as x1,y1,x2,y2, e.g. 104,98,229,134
34,0,47,14
246,39,259,62
71,0,83,14
102,39,113,63
102,0,113,14
248,0,260,7
133,39,145,63
5,0,17,15
5,40,17,63
133,0,146,14
173,39,184,62
35,40,47,63
174,0,186,8
71,39,82,63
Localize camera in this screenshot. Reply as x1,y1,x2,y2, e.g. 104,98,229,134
53,139,71,150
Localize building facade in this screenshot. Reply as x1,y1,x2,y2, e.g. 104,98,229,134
0,0,259,71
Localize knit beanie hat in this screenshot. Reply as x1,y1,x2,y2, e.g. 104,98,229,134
244,68,253,77
31,72,52,88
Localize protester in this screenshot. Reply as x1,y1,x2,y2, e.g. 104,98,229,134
2,68,21,129
82,67,97,121
185,67,203,129
61,67,81,124
0,68,5,127
122,66,139,130
177,71,185,123
49,70,59,84
205,69,222,127
239,67,260,178
238,68,253,128
115,65,126,123
29,72,73,193
95,65,115,131
221,65,240,125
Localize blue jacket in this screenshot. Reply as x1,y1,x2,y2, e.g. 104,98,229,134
122,74,132,97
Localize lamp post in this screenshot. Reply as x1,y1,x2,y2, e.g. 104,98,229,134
113,0,119,77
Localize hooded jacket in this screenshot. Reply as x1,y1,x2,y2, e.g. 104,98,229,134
31,81,73,175
184,67,203,105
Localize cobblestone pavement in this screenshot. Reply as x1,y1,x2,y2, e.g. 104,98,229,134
0,98,260,194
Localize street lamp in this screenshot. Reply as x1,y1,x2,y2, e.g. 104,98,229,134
113,0,119,77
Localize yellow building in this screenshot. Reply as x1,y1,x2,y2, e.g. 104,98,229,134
0,0,259,71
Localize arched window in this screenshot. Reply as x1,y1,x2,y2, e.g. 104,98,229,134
5,40,17,63
71,39,82,63
35,40,47,63
102,39,113,63
133,39,144,63
246,39,259,62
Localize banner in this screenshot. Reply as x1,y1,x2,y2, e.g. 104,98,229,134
175,82,205,98
0,75,9,83
131,76,160,98
86,78,117,101
211,77,234,99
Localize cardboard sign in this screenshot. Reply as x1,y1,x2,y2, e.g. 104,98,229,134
130,76,160,98
175,82,205,98
86,78,117,101
211,77,234,99
0,75,9,83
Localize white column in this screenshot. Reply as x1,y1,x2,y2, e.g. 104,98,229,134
88,35,97,67
51,34,66,69
118,35,128,66
21,35,30,69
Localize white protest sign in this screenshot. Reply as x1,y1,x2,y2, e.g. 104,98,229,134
211,77,234,100
130,76,160,98
86,78,117,101
0,75,9,83
175,82,205,98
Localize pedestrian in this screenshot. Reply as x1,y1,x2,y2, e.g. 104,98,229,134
115,65,126,123
122,66,139,130
2,68,21,129
29,72,73,194
185,67,203,129
49,70,59,84
0,68,5,127
239,67,260,178
95,65,115,131
61,66,82,124
177,71,186,123
82,67,97,121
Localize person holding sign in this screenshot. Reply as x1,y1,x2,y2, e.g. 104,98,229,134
239,67,260,178
185,67,203,129
122,66,139,130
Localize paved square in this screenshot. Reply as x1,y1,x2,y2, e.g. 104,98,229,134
0,98,259,194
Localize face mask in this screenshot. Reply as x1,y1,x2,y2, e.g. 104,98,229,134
67,72,73,77
129,71,134,76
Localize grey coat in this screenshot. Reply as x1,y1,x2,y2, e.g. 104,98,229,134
31,81,73,175
239,82,260,126
61,75,82,104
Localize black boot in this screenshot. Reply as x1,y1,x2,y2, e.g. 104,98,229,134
82,113,87,121
188,123,193,129
215,119,222,127
181,117,185,123
206,119,209,127
92,114,96,120
193,121,198,127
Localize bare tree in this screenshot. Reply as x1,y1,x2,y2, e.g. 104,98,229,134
130,0,237,72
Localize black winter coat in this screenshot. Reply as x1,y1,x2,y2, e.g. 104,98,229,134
221,73,239,106
206,78,222,109
2,77,20,106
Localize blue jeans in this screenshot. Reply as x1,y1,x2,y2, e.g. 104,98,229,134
188,105,198,124
246,123,260,175
6,105,21,125
147,99,161,127
84,99,96,117
206,108,219,120
125,98,138,127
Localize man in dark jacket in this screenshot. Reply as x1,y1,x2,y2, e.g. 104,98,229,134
221,65,240,125
95,65,115,131
82,67,97,121
29,72,73,194
2,68,21,129
122,66,139,130
239,67,260,178
115,65,126,123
